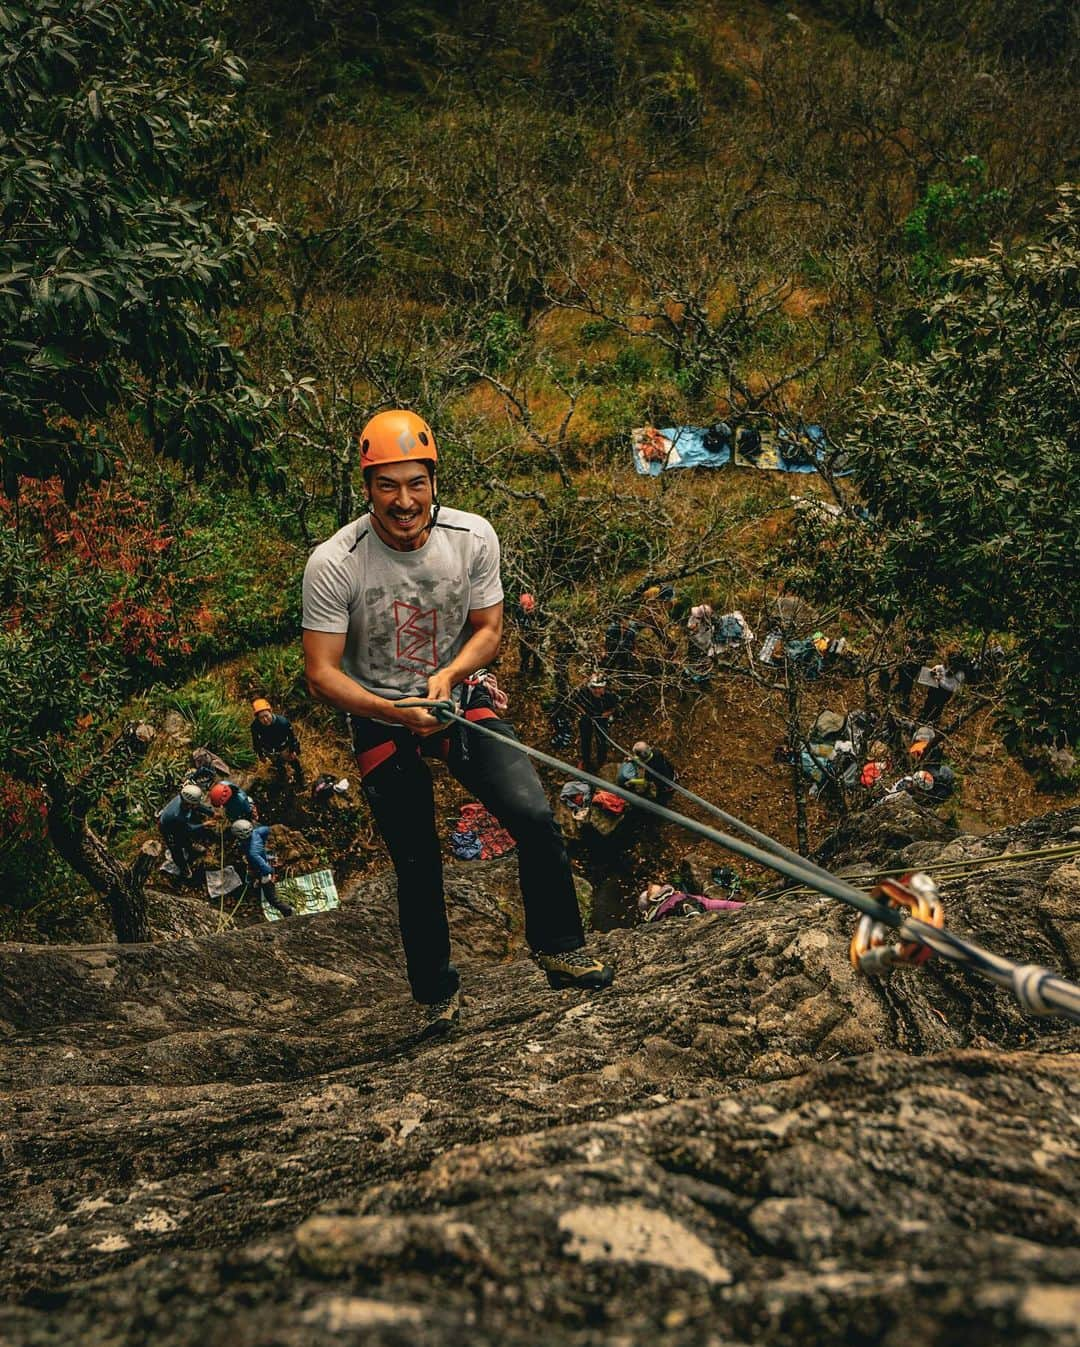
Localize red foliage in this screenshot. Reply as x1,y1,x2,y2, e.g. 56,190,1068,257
1,478,192,668
0,773,48,849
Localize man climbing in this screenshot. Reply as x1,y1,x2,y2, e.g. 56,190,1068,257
302,408,613,1036
208,780,257,824
230,818,295,919
158,782,214,881
250,698,304,785
575,673,618,772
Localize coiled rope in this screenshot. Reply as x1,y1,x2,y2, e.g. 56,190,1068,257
396,698,1080,1025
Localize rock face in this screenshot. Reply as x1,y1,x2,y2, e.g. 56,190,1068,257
1,807,1079,1345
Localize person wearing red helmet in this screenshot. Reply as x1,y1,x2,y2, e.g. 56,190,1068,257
208,779,256,824
302,409,613,1034
515,591,542,677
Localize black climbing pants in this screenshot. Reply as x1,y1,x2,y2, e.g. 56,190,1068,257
352,710,584,1004
161,826,201,875
270,747,305,785
579,716,609,773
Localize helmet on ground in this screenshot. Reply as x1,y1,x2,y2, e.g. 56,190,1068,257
358,409,437,472
230,818,254,839
180,782,205,806
208,782,233,807
913,770,935,792
251,698,271,714
519,592,536,613
588,674,607,690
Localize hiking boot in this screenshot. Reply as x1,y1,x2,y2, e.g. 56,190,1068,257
421,987,462,1037
536,948,614,991
270,901,295,918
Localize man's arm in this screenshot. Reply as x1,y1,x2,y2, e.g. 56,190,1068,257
425,602,503,704
303,629,444,735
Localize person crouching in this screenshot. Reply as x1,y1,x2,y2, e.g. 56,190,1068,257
230,818,294,918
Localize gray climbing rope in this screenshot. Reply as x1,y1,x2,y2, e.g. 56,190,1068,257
395,697,1080,1025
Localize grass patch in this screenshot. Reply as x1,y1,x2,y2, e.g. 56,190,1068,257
239,643,308,718
157,677,257,769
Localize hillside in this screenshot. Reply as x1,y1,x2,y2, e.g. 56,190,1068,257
1,5,1079,1340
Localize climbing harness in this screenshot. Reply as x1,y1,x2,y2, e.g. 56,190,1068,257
395,697,1080,1025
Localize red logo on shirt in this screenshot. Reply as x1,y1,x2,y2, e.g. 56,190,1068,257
394,600,438,669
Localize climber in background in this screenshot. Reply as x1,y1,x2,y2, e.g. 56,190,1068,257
617,740,677,805
575,673,619,773
250,698,304,785
230,818,294,918
158,782,214,881
208,779,257,825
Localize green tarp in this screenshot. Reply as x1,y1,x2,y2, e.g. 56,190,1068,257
262,868,340,921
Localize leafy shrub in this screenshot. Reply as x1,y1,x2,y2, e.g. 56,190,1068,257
641,63,703,142
902,157,1009,288
243,644,308,715
0,478,193,772
0,0,278,498
481,312,526,372
795,189,1080,745
547,3,619,107
579,320,615,346
612,345,653,384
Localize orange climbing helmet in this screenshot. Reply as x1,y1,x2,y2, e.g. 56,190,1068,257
358,409,438,471
251,698,271,714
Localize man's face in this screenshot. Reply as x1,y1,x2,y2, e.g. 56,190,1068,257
366,460,434,551
256,710,273,726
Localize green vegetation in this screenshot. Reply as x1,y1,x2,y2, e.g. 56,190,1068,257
0,0,280,497
0,0,1077,939
158,680,256,769
793,192,1080,745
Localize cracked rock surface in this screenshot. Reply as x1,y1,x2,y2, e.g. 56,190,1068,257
1,803,1078,1345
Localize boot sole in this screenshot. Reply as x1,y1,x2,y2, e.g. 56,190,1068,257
545,968,614,991
419,1013,461,1040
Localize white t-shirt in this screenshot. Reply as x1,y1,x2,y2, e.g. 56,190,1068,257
302,506,504,701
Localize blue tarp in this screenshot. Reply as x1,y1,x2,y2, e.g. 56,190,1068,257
632,425,841,476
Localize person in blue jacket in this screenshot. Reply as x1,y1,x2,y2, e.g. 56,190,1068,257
158,782,214,880
230,818,294,918
208,780,256,824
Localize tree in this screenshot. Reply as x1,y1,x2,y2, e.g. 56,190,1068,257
0,475,199,940
0,0,278,499
793,188,1080,747
0,0,281,939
